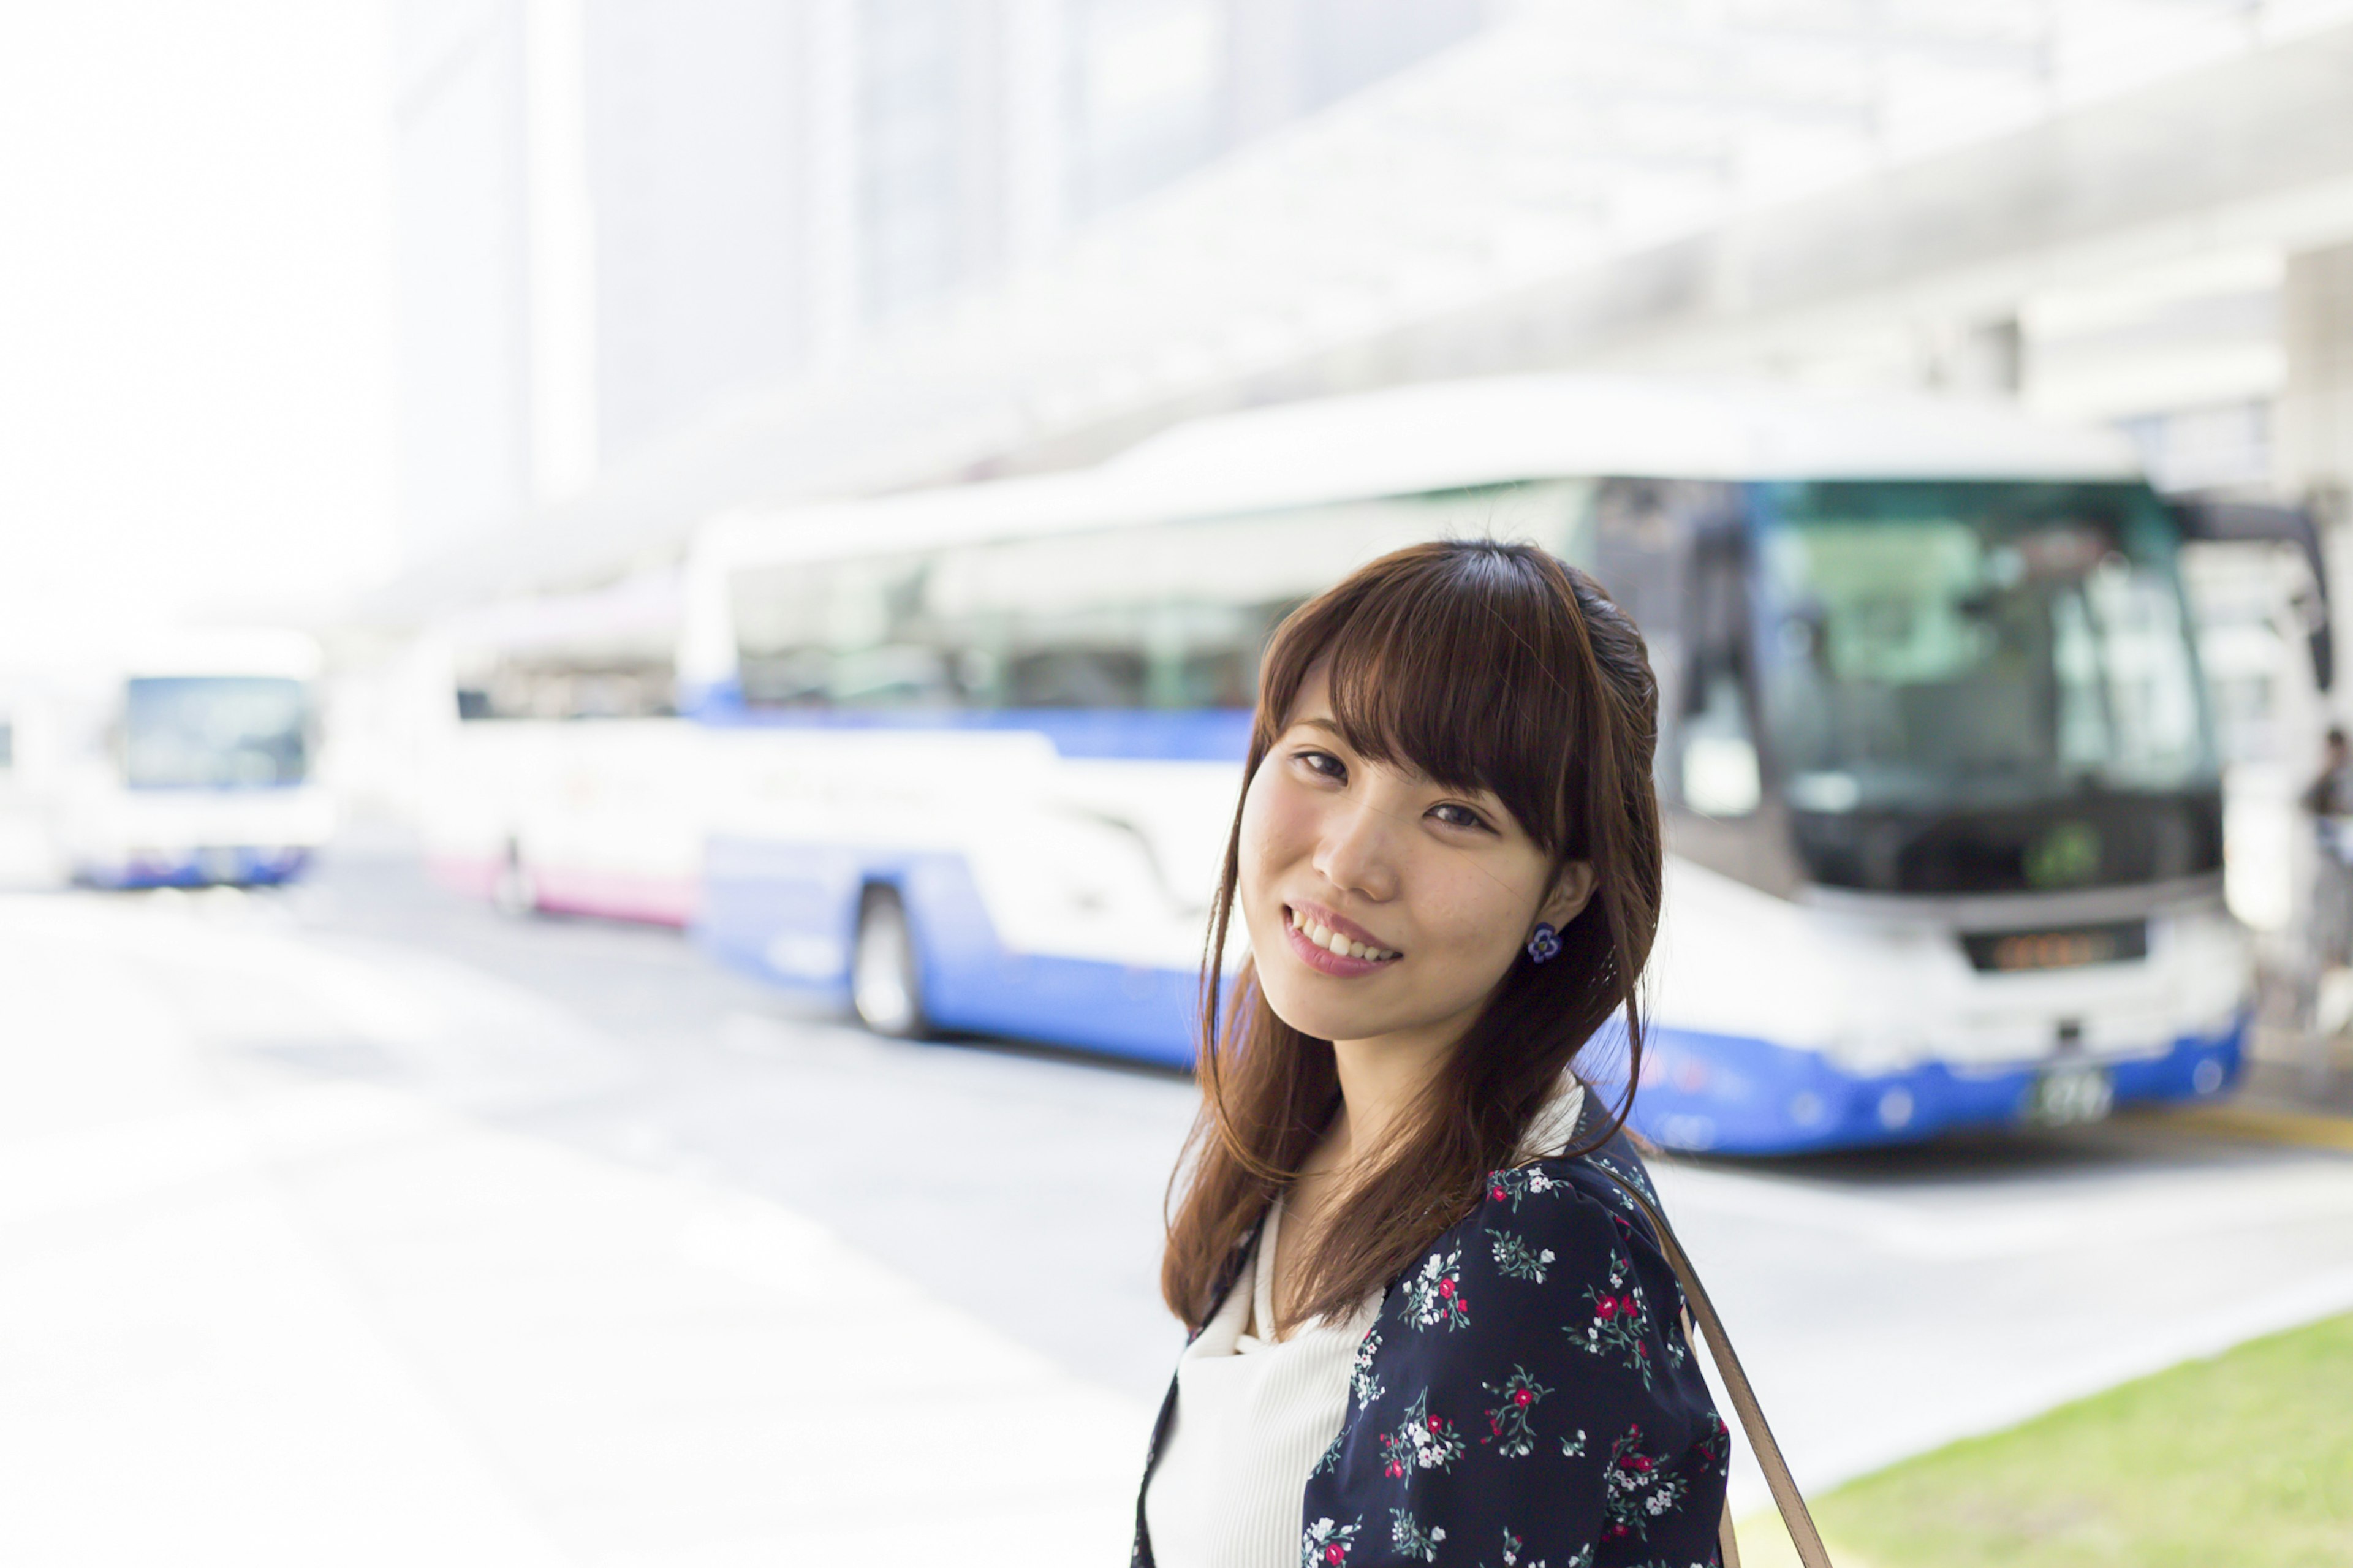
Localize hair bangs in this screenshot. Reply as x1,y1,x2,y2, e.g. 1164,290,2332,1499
1286,544,1587,860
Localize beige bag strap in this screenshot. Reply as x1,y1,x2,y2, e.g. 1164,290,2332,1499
1592,1163,1834,1568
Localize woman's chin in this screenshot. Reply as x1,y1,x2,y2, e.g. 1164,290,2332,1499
1257,968,1395,1045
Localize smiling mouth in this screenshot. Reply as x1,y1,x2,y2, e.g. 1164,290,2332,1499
1285,904,1401,963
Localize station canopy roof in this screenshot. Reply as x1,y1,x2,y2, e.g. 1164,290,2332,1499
377,0,2353,619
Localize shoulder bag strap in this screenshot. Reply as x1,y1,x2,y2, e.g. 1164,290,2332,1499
1591,1162,1834,1568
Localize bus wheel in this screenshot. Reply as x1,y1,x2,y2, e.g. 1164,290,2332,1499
852,886,928,1039
491,841,538,917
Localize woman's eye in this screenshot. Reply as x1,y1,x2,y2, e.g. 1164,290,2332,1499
1430,802,1491,831
1297,749,1346,781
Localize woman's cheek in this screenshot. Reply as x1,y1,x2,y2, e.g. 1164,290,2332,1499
1233,768,1295,926
1239,768,1308,873
1422,871,1533,974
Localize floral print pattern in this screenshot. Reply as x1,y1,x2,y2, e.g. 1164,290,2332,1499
1403,1248,1473,1331
1135,1116,1729,1567
1490,1230,1556,1282
1390,1507,1449,1562
1303,1516,1361,1567
1483,1166,1561,1211
1599,1425,1689,1544
1570,1245,1661,1387
1352,1324,1389,1408
1479,1366,1553,1458
1482,1527,1588,1568
1379,1390,1467,1478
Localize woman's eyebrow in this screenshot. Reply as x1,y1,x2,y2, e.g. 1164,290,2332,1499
1295,716,1345,737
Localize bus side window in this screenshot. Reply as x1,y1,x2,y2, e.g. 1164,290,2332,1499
1678,520,1761,818
1008,646,1148,708
1681,670,1760,817
727,481,1594,714
1594,478,1759,819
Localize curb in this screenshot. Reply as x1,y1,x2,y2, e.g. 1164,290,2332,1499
2131,1102,2353,1152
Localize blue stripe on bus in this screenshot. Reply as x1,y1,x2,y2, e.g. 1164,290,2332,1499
697,833,2248,1150
682,681,1254,762
78,846,312,890
1590,1015,2245,1154
695,835,1200,1067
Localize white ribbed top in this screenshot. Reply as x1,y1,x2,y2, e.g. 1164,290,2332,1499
1142,1077,1585,1566
1143,1197,1382,1568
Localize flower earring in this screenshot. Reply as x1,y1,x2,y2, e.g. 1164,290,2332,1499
1526,922,1561,964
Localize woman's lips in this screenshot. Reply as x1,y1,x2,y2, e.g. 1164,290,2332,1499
1281,903,1401,979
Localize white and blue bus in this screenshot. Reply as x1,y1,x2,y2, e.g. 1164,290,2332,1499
654,375,2266,1151
55,630,335,888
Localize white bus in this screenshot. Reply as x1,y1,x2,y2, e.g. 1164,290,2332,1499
665,374,2260,1152
53,630,335,888
416,573,707,925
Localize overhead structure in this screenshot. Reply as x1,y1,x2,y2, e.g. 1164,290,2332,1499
378,0,2353,615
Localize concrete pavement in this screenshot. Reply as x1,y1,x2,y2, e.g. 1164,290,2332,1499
7,858,2353,1559
0,892,1153,1566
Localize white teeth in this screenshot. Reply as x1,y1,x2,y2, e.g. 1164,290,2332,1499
1294,909,1397,961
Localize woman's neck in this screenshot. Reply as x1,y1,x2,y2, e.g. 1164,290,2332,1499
1323,1024,1458,1171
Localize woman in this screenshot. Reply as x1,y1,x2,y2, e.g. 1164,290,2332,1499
1137,541,1730,1567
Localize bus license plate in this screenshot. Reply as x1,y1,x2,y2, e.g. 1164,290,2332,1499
2025,1062,2114,1126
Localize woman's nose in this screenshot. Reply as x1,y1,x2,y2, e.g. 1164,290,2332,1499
1312,795,1400,902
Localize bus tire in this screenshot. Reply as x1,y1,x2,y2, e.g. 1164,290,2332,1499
852,885,928,1039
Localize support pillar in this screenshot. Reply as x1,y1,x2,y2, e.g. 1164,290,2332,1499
2280,243,2353,518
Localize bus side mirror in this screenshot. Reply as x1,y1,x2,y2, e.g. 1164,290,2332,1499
2171,498,2333,691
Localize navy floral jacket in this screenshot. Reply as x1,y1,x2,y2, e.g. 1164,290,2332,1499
1134,1115,1729,1568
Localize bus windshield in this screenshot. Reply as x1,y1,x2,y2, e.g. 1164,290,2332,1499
1754,480,2218,816
124,676,309,789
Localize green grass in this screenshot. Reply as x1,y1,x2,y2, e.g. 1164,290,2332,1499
1753,1312,2353,1568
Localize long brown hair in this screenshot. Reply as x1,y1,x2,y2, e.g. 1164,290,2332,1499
1161,539,1664,1332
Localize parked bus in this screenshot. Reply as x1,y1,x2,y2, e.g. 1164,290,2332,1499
53,630,333,888
664,374,2257,1152
416,572,706,923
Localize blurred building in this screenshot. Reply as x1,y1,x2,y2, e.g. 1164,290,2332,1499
389,0,2353,613
393,0,1485,562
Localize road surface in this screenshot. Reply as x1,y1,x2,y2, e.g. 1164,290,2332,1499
3,843,2349,1564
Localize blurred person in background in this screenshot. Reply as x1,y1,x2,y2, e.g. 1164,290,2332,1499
1139,543,1730,1568
2301,727,2353,1043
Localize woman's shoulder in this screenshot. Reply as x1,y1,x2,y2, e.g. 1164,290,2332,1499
1374,1131,1680,1347
1302,1129,1727,1564
1470,1131,1669,1263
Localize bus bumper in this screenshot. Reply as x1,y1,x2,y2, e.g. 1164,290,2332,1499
78,846,313,889
1624,1014,2248,1154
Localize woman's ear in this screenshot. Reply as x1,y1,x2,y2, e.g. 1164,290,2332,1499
1539,860,1597,928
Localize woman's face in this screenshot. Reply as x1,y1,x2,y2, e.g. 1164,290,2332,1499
1237,667,1594,1053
